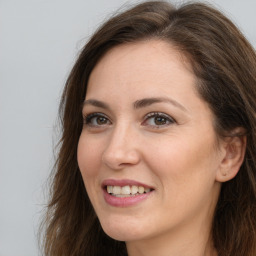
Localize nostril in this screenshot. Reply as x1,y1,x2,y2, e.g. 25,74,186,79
102,149,140,170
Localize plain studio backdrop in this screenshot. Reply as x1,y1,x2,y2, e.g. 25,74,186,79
0,0,255,255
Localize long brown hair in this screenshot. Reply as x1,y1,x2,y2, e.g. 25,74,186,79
41,1,256,255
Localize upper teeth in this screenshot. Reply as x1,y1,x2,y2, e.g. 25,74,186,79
107,185,151,195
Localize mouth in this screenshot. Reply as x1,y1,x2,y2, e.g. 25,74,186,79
102,179,154,207
105,185,153,197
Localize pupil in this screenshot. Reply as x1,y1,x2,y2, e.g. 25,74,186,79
155,116,166,125
97,117,107,125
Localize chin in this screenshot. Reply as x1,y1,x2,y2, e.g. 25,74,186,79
100,218,146,242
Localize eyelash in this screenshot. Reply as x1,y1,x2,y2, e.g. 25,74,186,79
82,112,175,129
83,112,111,127
142,112,175,128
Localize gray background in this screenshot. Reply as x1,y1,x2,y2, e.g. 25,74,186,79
0,0,255,255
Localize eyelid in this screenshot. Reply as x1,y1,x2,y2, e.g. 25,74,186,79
144,112,175,120
83,112,112,126
142,112,176,127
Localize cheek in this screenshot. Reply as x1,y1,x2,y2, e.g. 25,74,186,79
77,134,105,209
77,134,102,179
144,135,219,195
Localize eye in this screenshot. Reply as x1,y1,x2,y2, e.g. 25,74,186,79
142,112,175,128
83,113,111,127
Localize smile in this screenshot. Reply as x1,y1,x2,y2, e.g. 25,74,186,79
106,185,152,197
102,179,154,207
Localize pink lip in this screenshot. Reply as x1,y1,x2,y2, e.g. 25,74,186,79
102,179,154,207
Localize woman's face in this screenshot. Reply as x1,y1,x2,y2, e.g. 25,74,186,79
77,40,223,243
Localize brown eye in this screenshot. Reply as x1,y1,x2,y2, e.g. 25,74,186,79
84,113,111,127
96,116,108,125
154,116,168,125
142,112,175,128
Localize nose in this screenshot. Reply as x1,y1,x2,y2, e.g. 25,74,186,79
102,125,141,170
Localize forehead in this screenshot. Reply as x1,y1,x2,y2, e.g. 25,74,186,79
86,40,196,99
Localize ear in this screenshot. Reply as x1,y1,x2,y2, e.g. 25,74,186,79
216,128,247,182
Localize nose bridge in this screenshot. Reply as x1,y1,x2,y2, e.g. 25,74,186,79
102,121,140,169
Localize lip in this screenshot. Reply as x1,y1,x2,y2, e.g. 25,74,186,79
102,179,154,207
102,179,153,189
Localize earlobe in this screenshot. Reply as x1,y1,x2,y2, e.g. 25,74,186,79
216,128,247,183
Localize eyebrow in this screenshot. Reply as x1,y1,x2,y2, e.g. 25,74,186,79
83,97,187,112
133,97,187,111
83,99,110,109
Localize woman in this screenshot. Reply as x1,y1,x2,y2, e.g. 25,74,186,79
42,1,256,255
